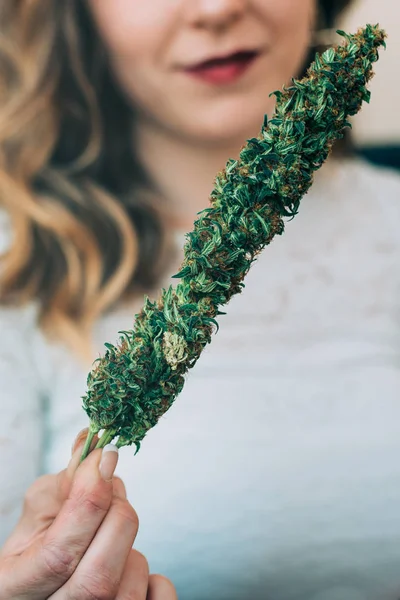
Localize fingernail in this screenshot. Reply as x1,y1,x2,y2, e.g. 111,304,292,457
67,440,86,475
71,428,89,456
99,444,119,481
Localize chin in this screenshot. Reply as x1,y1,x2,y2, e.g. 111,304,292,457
179,96,276,147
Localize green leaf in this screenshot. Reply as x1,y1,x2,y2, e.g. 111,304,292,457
81,25,386,456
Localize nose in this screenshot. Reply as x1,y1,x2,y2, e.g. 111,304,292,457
184,0,247,31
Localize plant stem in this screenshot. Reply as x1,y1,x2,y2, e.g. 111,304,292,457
79,424,117,462
79,423,98,463
80,25,386,454
95,428,117,450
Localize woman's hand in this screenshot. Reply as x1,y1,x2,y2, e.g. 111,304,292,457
0,430,177,599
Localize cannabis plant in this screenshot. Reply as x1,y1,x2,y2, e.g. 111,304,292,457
80,25,386,460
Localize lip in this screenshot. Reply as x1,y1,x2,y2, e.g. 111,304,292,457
185,48,260,70
182,49,261,86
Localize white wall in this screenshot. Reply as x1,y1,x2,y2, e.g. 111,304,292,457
340,0,400,145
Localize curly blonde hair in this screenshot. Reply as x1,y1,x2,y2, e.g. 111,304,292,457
0,1,173,364
0,0,353,365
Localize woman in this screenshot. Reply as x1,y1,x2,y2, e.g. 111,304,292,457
1,1,400,598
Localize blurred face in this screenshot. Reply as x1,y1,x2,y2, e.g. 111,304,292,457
88,0,316,145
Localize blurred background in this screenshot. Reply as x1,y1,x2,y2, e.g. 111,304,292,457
340,0,400,170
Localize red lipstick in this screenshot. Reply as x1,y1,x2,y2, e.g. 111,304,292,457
184,50,259,85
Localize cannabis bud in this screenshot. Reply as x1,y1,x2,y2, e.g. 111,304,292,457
80,25,386,461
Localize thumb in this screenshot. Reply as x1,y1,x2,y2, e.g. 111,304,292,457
1,447,119,600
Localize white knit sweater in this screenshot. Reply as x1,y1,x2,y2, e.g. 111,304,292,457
1,159,400,600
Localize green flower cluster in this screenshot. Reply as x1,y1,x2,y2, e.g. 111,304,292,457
80,25,386,460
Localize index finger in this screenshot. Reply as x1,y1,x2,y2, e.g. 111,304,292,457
3,447,117,600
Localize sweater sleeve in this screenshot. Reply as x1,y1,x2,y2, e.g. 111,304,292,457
0,302,48,546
